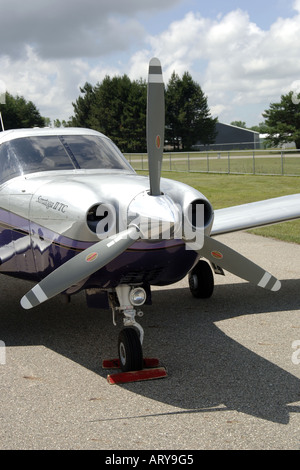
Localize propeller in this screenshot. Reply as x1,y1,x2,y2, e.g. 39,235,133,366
188,235,281,291
21,226,140,309
147,57,165,196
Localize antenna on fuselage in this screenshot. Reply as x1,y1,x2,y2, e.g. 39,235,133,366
0,112,4,131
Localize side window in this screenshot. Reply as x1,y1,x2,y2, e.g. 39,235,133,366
0,141,23,184
0,136,74,184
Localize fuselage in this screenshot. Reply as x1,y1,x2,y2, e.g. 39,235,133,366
0,128,214,303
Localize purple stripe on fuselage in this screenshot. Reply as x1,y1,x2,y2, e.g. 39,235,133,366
0,208,196,288
1,207,186,252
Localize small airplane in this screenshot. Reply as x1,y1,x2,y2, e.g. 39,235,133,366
1,58,300,380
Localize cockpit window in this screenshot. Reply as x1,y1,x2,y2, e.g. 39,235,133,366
0,134,133,184
61,135,132,170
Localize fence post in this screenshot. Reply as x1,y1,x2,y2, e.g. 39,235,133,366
281,151,284,175
188,153,190,172
207,153,209,173
253,151,255,175
228,152,230,174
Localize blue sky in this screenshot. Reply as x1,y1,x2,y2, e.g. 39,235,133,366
1,0,300,128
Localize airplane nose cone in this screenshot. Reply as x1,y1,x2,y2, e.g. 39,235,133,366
128,191,181,240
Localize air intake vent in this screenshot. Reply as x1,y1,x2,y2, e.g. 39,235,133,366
188,199,213,229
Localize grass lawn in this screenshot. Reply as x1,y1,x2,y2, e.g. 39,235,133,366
137,170,300,244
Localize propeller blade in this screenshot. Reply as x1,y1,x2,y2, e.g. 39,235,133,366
20,226,140,309
147,57,165,196
194,235,281,291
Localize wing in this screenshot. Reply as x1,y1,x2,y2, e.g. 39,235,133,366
211,193,300,236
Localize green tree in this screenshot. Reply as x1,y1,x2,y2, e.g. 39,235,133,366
53,118,68,128
230,121,247,128
263,91,300,149
70,70,217,152
166,71,217,151
121,78,147,152
0,92,45,129
91,75,132,148
70,76,147,152
250,122,269,133
70,82,95,128
44,117,51,127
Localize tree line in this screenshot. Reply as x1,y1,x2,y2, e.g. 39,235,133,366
0,73,218,152
1,76,300,150
68,72,218,152
0,92,45,129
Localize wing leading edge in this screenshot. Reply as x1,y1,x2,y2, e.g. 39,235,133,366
211,193,300,236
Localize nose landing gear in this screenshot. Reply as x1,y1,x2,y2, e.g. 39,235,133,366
115,285,144,372
103,284,167,383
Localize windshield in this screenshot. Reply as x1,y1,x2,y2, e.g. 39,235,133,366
0,134,133,184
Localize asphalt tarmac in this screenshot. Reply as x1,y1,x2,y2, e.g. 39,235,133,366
0,232,300,450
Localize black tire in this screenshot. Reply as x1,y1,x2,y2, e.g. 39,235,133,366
118,327,143,372
189,260,214,298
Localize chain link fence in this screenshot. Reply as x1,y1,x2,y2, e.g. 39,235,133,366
125,149,300,176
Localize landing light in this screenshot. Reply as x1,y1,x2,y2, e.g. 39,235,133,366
129,287,147,306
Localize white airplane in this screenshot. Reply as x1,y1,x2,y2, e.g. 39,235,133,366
1,58,300,380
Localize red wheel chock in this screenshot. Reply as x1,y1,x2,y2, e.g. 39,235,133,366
102,358,167,384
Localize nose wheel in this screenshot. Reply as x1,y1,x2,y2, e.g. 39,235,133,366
112,285,145,372
118,327,143,372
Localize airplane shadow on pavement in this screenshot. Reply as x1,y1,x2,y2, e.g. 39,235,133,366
1,277,300,425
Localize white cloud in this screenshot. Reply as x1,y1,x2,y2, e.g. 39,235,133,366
294,0,300,13
1,1,300,126
137,5,300,124
0,46,92,120
0,0,180,59
0,0,182,121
